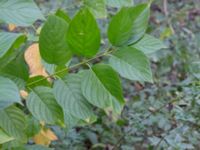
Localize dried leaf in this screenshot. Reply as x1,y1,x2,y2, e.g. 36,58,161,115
33,128,58,146
24,43,48,77
8,24,16,31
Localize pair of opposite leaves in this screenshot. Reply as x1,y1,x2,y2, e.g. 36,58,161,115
39,3,149,65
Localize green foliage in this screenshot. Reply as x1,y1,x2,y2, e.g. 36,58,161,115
53,73,94,120
0,32,26,58
84,0,107,18
81,64,124,113
109,46,153,82
132,34,167,54
0,77,21,110
0,129,14,144
108,4,150,46
39,15,71,65
0,106,27,142
27,86,64,125
66,8,101,57
0,0,169,149
0,0,44,26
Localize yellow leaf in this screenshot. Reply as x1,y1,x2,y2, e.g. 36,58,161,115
24,44,48,77
33,128,58,146
8,24,16,31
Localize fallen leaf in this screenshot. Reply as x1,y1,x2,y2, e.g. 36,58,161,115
24,43,48,77
33,128,58,146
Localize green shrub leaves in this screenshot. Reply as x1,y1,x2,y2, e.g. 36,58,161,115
109,47,153,82
0,77,21,110
0,0,44,26
39,15,71,65
66,8,101,57
132,34,167,54
108,4,150,46
27,86,64,125
81,64,124,113
53,73,94,120
0,106,27,142
0,32,26,58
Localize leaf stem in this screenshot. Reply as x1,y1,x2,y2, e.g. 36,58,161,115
27,48,115,87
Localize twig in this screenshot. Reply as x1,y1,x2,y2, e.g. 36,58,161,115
27,48,115,87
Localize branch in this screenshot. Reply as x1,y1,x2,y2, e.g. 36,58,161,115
27,48,115,87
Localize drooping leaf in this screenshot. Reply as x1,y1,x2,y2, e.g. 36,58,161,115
81,64,124,114
0,0,44,26
106,0,134,7
0,106,27,142
132,34,167,54
53,73,94,120
84,0,107,18
0,76,21,110
27,86,64,125
108,4,150,46
109,47,153,82
0,128,14,144
0,32,26,58
39,15,71,65
25,43,48,77
66,8,101,57
55,9,71,23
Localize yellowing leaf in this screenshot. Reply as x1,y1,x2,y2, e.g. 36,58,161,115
24,43,48,77
33,128,57,146
8,24,16,31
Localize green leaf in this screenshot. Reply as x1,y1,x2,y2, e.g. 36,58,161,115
0,0,44,26
26,76,51,90
109,47,153,82
0,51,29,89
81,64,124,114
55,9,71,23
132,34,167,54
106,0,134,7
0,32,26,58
0,106,27,141
25,116,40,138
0,129,14,144
84,0,107,18
63,112,79,128
39,15,71,65
108,4,150,46
27,86,64,125
0,76,21,110
66,8,101,57
53,73,94,120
